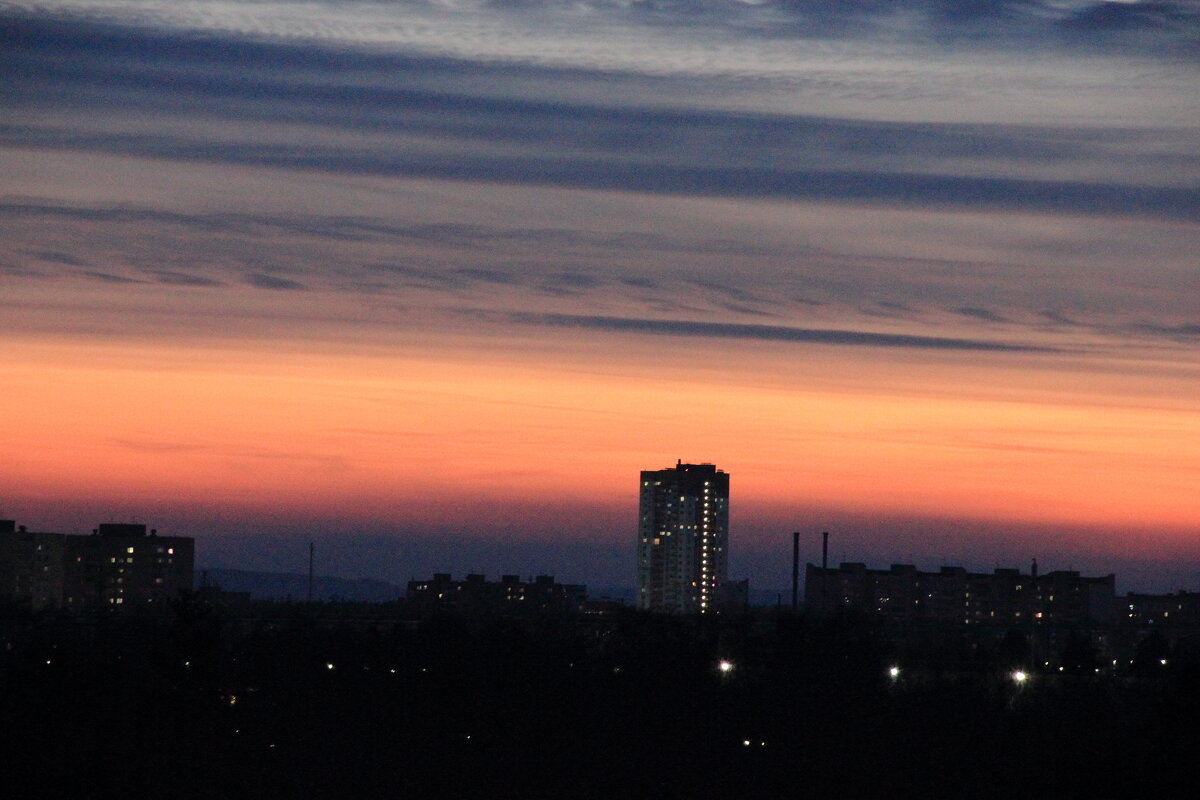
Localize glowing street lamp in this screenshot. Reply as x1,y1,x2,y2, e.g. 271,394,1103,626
718,659,735,674
1011,670,1028,684
888,666,901,680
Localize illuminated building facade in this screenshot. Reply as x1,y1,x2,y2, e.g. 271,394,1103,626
636,461,729,614
0,520,194,609
804,561,1116,626
406,573,586,613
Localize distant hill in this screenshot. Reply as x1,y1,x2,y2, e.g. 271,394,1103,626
200,568,405,603
586,585,634,604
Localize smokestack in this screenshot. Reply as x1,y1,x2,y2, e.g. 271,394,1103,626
791,531,800,611
821,531,830,613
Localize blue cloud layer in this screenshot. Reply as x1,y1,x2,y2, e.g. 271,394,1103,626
2,4,1197,354
3,14,1197,219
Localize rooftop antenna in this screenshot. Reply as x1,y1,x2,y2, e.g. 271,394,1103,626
307,541,315,605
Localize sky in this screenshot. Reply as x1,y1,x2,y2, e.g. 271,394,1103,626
2,0,1198,594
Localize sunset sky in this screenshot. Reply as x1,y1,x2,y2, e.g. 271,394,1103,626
3,1,1198,593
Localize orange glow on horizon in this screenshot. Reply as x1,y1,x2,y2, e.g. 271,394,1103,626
3,334,1197,537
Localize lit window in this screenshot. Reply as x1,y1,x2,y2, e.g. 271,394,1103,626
127,547,135,554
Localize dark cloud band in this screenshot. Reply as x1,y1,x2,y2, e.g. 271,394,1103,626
3,15,1197,221
504,312,1056,353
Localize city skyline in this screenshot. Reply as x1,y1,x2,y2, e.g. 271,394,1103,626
2,2,1198,594
6,507,1199,600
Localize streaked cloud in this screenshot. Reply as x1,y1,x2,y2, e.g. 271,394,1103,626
501,312,1057,352
4,11,1197,215
2,1,1198,587
2,190,1197,354
244,272,308,291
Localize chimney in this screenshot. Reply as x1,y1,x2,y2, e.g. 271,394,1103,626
791,531,800,611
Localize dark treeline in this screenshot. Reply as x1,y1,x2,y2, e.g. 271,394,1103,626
2,599,1196,799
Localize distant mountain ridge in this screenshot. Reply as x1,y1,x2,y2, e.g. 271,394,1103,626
200,567,405,602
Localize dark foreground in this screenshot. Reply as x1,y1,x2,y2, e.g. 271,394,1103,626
3,601,1196,799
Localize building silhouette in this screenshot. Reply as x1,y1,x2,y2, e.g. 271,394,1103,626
636,461,729,613
1123,590,1200,627
0,520,194,610
0,520,66,610
406,573,585,614
804,560,1116,627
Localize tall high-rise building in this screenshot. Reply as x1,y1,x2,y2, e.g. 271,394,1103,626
636,461,729,614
